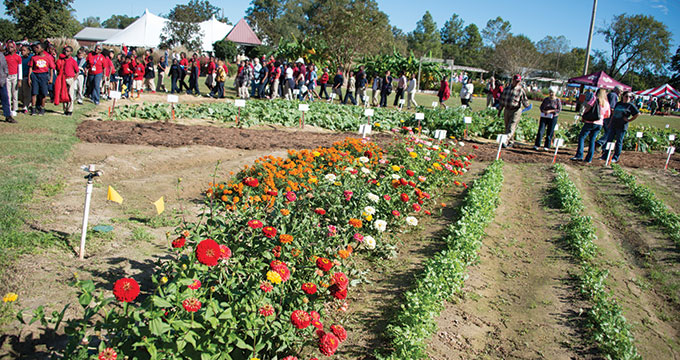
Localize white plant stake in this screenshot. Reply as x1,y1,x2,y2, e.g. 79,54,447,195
234,99,245,125
328,93,336,103
496,134,508,160
79,165,101,260
552,138,564,163
167,94,179,121
415,112,424,134
665,146,675,170
670,134,676,141
434,129,447,141
398,99,405,111
636,131,643,151
364,108,374,125
432,101,438,108
358,124,372,138
108,91,121,118
363,95,369,108
464,116,472,139
605,142,615,166
298,103,309,128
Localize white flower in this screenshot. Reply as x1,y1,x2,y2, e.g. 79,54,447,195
364,236,376,249
444,149,450,154
459,142,465,146
374,220,387,232
391,174,400,180
324,173,336,182
345,167,355,173
361,167,371,174
367,193,380,202
364,206,376,215
406,216,418,226
432,145,440,150
425,141,433,146
359,156,370,163
461,168,468,173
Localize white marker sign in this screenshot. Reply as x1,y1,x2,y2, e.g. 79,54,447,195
415,113,425,120
464,116,472,124
670,134,676,141
554,124,559,131
636,132,643,138
364,108,374,117
298,104,309,112
358,124,372,138
399,99,405,105
110,91,121,100
432,101,438,108
665,146,676,170
666,124,670,129
433,129,447,140
167,94,179,103
234,99,246,107
495,134,508,161
363,95,369,102
293,89,300,95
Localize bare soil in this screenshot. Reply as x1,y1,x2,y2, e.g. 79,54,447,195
427,163,595,360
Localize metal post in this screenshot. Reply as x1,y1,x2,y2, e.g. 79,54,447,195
79,165,99,260
582,0,598,75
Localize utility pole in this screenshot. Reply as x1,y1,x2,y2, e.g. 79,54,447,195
582,0,598,75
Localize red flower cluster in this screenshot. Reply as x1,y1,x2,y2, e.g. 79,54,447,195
196,239,220,266
263,226,277,238
310,310,320,321
329,284,347,300
364,150,372,158
113,278,140,303
331,272,348,290
271,260,291,281
260,281,273,293
412,203,421,212
400,193,409,202
343,190,353,201
171,237,186,248
182,297,201,312
291,310,311,329
248,219,263,229
312,319,323,329
302,282,317,295
406,169,415,177
330,324,347,342
392,210,400,217
319,332,340,356
267,190,278,196
98,347,117,360
242,177,259,187
188,279,201,290
314,208,326,215
316,257,333,272
285,191,297,202
259,304,275,317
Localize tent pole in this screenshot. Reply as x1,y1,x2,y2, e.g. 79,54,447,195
582,0,598,75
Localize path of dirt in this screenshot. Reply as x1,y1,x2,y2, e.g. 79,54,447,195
626,167,680,214
427,163,595,360
565,165,680,359
76,120,394,150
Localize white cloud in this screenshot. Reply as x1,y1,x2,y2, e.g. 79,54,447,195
652,4,669,14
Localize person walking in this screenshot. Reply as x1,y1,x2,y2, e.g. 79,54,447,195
649,97,658,116
485,77,495,107
143,55,156,93
393,71,406,106
437,76,450,107
371,75,382,107
0,50,16,123
598,91,639,163
178,52,189,92
74,49,87,103
533,88,562,151
332,68,344,103
85,45,105,105
356,65,367,105
28,42,55,115
571,88,610,163
460,80,473,106
595,86,622,150
497,74,530,147
210,59,227,98
318,67,329,100
5,42,21,117
19,44,32,112
406,73,418,109
379,70,392,107
157,50,168,92
250,57,261,98
169,59,180,94
53,46,78,116
343,70,357,105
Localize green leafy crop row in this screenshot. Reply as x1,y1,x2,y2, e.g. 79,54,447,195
380,161,504,360
552,164,641,360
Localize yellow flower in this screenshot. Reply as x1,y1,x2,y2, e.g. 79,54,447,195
365,214,373,221
251,358,261,360
160,276,168,284
391,165,401,172
374,123,381,127
409,152,418,158
309,176,318,184
181,264,187,270
3,293,18,303
312,151,321,157
267,271,282,284
334,181,341,186
418,144,423,147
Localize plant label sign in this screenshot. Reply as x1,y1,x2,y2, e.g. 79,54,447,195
364,109,374,117
554,124,559,131
636,132,643,138
434,129,447,140
665,146,676,170
415,113,425,120
358,124,372,137
299,104,309,112
495,134,508,160
666,124,670,129
109,91,121,100
363,95,369,103
293,89,300,95
464,116,472,124
167,95,179,103
399,99,405,105
431,101,438,108
330,93,336,100
552,138,564,163
668,146,676,154
605,142,615,150
670,134,676,141
234,99,246,107
554,138,564,147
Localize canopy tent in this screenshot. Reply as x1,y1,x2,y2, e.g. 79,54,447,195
568,71,632,91
634,83,680,99
199,16,234,52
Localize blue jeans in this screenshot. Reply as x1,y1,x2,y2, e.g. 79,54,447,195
595,117,611,147
0,84,11,117
574,123,601,162
535,116,558,148
601,127,626,161
88,73,103,104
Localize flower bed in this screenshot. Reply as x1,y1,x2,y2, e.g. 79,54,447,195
23,134,477,359
611,164,680,248
382,160,504,359
552,164,640,360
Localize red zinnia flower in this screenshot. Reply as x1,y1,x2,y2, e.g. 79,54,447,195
310,310,321,321
188,279,201,290
316,257,333,272
408,181,416,187
182,297,201,312
330,324,347,342
412,203,421,212
260,281,273,293
267,190,278,196
271,260,291,281
399,178,408,186
196,239,220,266
302,282,317,294
314,208,326,215
319,332,340,356
219,245,232,260
331,272,349,290
343,190,353,201
112,278,140,303
243,177,259,187
424,210,431,215
312,319,323,330
259,304,275,317
281,357,298,360
383,194,391,201
291,310,311,329
406,169,415,177
248,219,263,229
392,210,400,217
272,245,282,258
171,237,186,248
400,193,409,202
263,226,277,238
330,284,347,299
285,191,297,202
364,150,372,158
98,347,117,360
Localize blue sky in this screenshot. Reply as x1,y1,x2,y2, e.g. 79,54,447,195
2,0,678,54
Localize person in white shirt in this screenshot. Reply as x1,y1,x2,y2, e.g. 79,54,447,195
460,80,474,106
406,73,418,109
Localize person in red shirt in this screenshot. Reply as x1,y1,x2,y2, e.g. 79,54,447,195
119,55,133,98
188,53,200,95
205,56,216,91
27,42,55,115
54,46,79,115
4,42,21,116
85,45,105,105
133,56,145,98
102,50,115,99
318,68,329,100
178,52,189,92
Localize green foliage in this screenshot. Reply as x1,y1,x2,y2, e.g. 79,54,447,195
274,37,331,68
0,18,19,40
160,0,222,51
381,161,504,359
4,0,82,39
481,16,511,47
611,164,680,248
490,34,540,77
358,51,447,90
102,14,139,29
551,164,641,360
81,16,100,28
407,11,441,58
212,39,238,61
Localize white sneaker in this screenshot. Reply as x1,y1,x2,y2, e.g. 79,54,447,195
11,111,17,117
77,100,83,104
544,147,550,151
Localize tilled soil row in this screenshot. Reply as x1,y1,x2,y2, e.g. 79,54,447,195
76,120,395,150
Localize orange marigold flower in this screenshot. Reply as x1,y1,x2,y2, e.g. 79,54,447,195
280,209,290,216
337,249,350,259
291,248,301,257
280,234,293,244
348,218,363,228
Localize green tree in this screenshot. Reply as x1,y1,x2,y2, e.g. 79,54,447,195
440,13,464,60
560,48,587,78
598,13,672,76
102,14,138,29
213,39,238,61
536,35,571,75
490,34,539,76
457,24,483,67
407,11,441,58
0,18,19,40
481,16,511,47
669,46,680,88
81,16,100,28
4,0,82,39
160,0,221,50
391,26,408,55
246,0,311,45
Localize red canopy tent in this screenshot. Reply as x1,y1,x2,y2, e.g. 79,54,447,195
634,83,680,98
568,71,632,91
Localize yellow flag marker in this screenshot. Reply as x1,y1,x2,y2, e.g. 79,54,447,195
107,186,123,204
154,196,165,215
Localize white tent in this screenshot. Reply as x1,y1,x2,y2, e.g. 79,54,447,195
102,9,233,53
199,16,233,52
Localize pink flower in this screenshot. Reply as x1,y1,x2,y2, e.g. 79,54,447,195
327,225,337,237
353,233,364,242
383,194,391,201
285,191,297,202
343,190,353,201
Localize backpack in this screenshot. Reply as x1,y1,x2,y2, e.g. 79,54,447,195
582,102,600,121
144,62,155,79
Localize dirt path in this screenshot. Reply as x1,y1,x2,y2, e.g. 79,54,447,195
567,166,680,359
427,163,594,360
627,167,680,213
